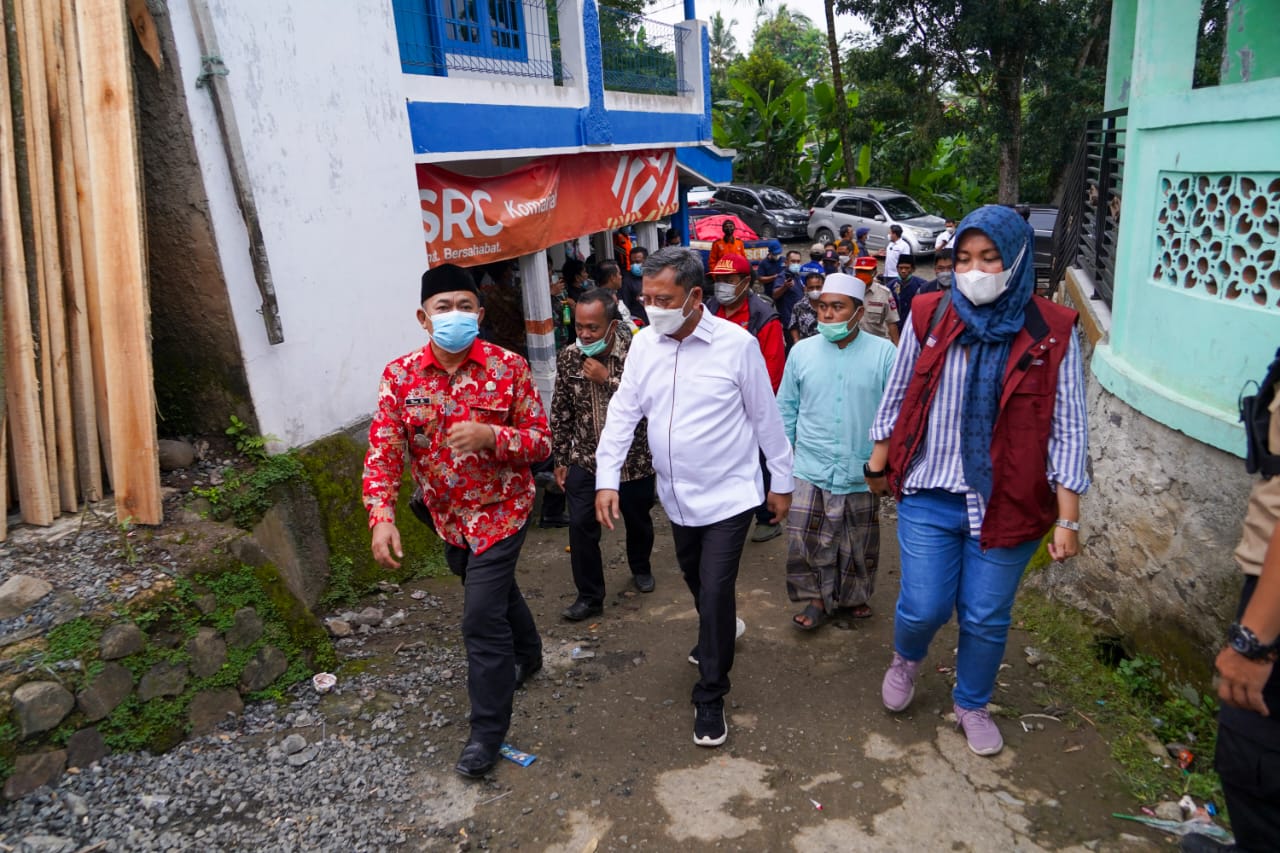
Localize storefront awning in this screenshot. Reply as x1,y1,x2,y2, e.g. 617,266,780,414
676,144,735,187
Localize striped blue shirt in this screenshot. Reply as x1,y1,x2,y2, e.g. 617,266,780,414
870,325,1090,537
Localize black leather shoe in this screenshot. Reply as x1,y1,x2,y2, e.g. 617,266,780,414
454,741,498,779
515,656,543,689
633,574,656,593
539,514,571,529
562,600,603,622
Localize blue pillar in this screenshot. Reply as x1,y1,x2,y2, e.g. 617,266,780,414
683,0,696,21
670,185,690,245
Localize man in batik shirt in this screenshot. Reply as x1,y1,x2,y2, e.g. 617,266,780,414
363,263,549,780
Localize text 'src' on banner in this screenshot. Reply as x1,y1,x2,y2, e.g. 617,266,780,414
417,150,679,267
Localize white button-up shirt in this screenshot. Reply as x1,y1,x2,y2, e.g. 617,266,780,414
596,309,794,527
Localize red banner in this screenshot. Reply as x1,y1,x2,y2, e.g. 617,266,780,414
416,149,680,267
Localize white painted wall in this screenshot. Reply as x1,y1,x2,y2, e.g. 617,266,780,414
168,0,428,448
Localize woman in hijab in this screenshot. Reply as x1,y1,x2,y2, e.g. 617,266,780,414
863,204,1090,757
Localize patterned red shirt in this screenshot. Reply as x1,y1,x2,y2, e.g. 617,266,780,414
362,340,551,555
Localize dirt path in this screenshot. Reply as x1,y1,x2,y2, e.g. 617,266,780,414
343,507,1161,852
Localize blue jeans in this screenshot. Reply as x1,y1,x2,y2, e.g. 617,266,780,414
893,489,1040,709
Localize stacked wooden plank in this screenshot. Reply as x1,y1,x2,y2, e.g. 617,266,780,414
0,0,161,538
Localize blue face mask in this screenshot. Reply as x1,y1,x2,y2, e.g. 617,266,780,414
788,263,801,274
630,263,643,277
429,310,479,353
817,315,860,343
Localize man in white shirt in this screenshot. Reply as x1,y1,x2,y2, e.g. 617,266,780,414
935,218,956,251
883,225,911,290
595,247,794,749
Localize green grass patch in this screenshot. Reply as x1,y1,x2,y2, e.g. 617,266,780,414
44,618,102,666
1014,589,1223,806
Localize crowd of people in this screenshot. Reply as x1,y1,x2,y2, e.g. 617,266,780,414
359,203,1100,781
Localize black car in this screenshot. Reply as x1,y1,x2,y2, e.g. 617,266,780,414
1025,205,1058,281
709,184,809,240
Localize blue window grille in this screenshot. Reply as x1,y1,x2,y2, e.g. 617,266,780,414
393,0,567,81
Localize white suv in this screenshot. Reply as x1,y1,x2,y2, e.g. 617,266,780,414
807,188,949,256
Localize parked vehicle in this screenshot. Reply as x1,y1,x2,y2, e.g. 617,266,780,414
708,184,809,240
688,210,778,271
687,185,717,207
1024,205,1059,281
807,188,949,256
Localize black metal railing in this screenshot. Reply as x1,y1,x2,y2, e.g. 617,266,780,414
1052,109,1127,306
599,5,690,96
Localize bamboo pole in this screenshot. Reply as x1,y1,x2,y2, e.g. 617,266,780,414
14,0,75,513
41,0,101,502
73,0,161,524
60,0,111,488
0,0,53,525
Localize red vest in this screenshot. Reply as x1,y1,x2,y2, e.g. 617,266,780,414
886,291,1080,549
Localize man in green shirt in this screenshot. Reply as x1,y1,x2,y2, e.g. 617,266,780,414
776,272,897,630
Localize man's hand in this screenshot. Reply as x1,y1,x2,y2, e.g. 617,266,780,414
371,521,403,570
582,357,609,385
766,491,792,525
595,489,621,530
866,473,890,496
554,465,569,491
447,421,496,454
1048,527,1079,561
1215,645,1273,716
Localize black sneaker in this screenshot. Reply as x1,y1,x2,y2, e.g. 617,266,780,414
693,699,727,747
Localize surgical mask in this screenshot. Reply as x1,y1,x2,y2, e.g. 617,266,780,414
955,245,1025,306
818,319,857,343
714,281,743,303
577,326,612,358
806,289,821,300
647,291,695,335
788,263,801,274
838,255,850,265
429,310,479,353
934,270,953,288
630,263,643,276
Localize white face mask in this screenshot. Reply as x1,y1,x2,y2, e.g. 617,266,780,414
954,245,1025,306
647,290,696,335
714,281,743,304
806,289,821,300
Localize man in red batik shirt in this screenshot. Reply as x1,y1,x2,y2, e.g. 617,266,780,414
363,263,550,780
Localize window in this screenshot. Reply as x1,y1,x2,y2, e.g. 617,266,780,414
442,0,527,62
833,198,860,216
814,193,835,208
879,195,928,221
760,189,801,210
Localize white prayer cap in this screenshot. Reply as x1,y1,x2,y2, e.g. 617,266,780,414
820,272,865,303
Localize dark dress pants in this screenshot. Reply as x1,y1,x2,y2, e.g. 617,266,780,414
670,508,754,704
442,521,542,748
565,465,655,606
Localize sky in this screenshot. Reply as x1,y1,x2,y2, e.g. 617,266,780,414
649,0,871,59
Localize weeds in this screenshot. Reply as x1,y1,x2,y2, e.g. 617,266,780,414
193,452,305,529
226,414,273,463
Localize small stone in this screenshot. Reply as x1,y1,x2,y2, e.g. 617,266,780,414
994,790,1025,807
138,662,189,701
76,662,133,722
13,835,75,853
63,791,89,817
351,607,384,627
141,794,170,812
1153,800,1184,821
381,610,407,629
99,622,146,660
227,607,265,649
3,750,67,800
411,590,427,600
287,746,318,767
1139,732,1167,758
65,728,108,769
158,439,197,471
549,792,560,801
0,575,53,619
195,594,219,615
187,627,228,678
13,682,75,737
281,734,308,755
239,645,288,693
326,619,353,638
189,688,244,735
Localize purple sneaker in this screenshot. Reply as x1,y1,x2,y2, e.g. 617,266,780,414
881,653,921,712
954,704,1003,756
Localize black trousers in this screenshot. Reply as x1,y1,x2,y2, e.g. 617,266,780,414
442,521,542,748
532,458,566,520
671,508,754,704
755,451,773,525
565,465,655,606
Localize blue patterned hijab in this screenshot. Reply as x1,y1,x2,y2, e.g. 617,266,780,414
950,205,1036,502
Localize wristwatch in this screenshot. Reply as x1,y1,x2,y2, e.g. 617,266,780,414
1055,518,1080,531
1227,622,1278,661
862,462,886,479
